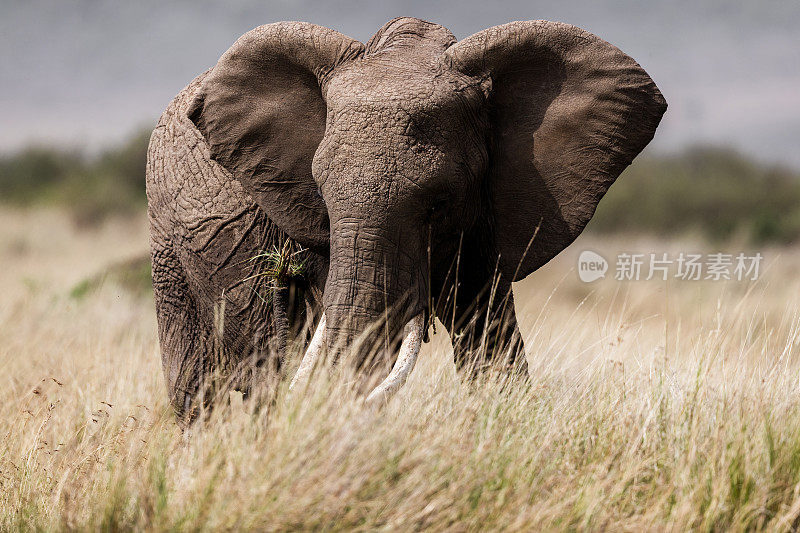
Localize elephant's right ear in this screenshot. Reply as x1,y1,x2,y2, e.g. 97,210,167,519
188,22,364,252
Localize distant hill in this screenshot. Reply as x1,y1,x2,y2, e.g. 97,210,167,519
1,131,798,243
0,130,150,226
589,147,800,244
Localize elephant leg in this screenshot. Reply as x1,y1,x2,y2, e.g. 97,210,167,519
440,280,529,380
151,240,215,426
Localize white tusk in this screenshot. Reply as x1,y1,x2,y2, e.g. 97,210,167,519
365,313,424,406
289,313,327,391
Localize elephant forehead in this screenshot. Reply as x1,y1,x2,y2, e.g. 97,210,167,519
317,121,450,190
320,74,459,178
315,63,487,213
326,62,465,114
314,116,453,216
322,78,476,160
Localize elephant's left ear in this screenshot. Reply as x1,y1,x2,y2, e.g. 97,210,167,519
188,22,364,252
443,21,666,280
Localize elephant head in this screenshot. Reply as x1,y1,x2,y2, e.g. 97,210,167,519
188,18,666,395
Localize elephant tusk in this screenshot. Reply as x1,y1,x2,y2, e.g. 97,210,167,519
365,313,424,406
289,313,327,391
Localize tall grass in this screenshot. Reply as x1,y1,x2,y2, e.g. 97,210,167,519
2,209,800,530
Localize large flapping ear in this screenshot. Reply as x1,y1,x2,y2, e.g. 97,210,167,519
189,22,364,252
443,21,666,280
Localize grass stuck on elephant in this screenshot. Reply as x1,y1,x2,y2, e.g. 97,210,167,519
247,240,309,292
5,208,800,530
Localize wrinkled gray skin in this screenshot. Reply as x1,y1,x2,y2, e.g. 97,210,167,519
146,17,666,424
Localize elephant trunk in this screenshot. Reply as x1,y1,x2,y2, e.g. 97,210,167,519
323,218,427,371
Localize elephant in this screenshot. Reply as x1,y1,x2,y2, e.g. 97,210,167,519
146,17,665,424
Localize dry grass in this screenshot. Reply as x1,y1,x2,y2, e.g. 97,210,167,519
2,208,800,531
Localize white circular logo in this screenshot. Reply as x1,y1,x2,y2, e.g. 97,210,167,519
578,250,608,282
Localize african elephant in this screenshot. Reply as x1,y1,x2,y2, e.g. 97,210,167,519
146,17,665,423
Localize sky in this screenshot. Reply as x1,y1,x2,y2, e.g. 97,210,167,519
2,0,799,168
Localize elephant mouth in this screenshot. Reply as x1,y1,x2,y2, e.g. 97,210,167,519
289,311,425,405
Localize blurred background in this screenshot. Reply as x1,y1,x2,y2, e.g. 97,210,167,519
1,0,799,246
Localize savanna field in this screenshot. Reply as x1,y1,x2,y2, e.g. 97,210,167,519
3,206,800,531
